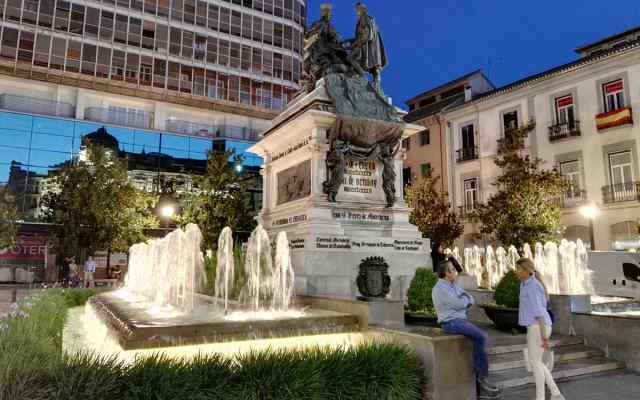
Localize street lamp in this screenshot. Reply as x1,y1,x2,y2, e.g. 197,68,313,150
580,203,599,250
156,193,177,228
160,204,175,218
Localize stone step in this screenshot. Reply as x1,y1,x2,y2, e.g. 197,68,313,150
488,344,601,372
500,370,629,398
490,357,626,389
487,335,584,355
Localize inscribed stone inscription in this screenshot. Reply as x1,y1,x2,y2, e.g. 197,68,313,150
337,159,385,203
332,209,391,224
277,160,311,205
312,237,424,252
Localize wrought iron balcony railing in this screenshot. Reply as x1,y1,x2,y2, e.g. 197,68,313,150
84,107,154,130
548,120,581,142
165,119,262,142
556,188,587,209
602,182,640,204
457,202,484,220
0,93,75,118
497,134,524,153
456,146,478,162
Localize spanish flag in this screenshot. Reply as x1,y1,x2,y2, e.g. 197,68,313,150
596,107,633,130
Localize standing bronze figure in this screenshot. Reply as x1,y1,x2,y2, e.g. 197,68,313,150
302,4,350,90
345,2,388,93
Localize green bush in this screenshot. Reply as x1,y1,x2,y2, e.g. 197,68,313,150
494,270,521,308
0,289,425,400
407,268,438,315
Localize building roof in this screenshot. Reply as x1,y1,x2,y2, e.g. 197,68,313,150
404,69,489,105
448,37,640,112
575,25,640,54
403,93,465,123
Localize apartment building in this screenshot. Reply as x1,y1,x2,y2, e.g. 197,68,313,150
403,70,493,192
0,0,305,217
443,26,640,250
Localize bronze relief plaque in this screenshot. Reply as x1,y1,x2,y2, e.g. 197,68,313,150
277,160,311,205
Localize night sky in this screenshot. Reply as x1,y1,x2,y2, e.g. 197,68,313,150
307,0,640,109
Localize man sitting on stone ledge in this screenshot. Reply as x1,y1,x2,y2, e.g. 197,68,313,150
432,259,501,399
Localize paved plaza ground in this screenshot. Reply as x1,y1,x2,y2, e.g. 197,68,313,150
502,372,640,399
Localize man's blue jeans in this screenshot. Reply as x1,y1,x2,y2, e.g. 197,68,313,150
441,318,489,379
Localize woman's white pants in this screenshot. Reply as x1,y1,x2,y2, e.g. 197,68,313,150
527,324,561,400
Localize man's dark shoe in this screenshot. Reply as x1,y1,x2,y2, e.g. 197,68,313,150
477,391,500,400
477,377,501,394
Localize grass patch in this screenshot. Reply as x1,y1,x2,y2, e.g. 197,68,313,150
0,289,425,400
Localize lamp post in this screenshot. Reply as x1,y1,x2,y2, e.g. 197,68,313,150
579,204,599,250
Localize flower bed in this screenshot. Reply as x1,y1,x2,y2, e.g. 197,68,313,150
0,289,425,400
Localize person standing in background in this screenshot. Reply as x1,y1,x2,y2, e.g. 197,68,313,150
84,256,96,288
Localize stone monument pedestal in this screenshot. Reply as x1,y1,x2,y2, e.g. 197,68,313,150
248,81,430,301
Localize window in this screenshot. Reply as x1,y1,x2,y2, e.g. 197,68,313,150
402,138,410,151
603,80,625,112
402,167,411,187
559,160,581,198
503,110,518,133
464,178,478,212
461,123,474,149
555,95,575,126
608,151,634,202
611,221,640,250
421,163,432,177
419,130,430,146
609,151,633,186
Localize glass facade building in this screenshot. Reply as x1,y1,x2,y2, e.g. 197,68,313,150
0,0,304,109
0,0,306,221
0,109,263,217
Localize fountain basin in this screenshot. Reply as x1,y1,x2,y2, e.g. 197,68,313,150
86,291,360,350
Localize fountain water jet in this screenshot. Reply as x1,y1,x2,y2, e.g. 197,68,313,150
125,223,205,312
445,239,595,295
215,227,235,313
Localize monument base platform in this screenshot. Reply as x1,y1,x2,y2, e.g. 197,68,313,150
249,79,430,301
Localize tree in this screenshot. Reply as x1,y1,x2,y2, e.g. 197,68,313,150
0,187,17,249
473,121,567,248
176,150,256,251
405,175,463,249
41,144,159,260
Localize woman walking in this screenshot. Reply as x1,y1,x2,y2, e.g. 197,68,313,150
515,258,565,400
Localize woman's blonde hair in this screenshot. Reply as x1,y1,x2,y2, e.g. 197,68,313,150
515,257,549,300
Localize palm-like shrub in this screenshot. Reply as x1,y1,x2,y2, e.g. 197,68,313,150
494,270,521,308
407,268,438,315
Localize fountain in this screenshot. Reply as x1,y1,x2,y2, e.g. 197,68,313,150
64,225,361,362
445,239,595,295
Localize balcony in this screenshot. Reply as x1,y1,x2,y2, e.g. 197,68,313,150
84,107,153,130
456,146,478,163
457,203,482,220
556,188,587,209
548,120,581,142
165,120,262,142
0,94,75,118
602,182,640,204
